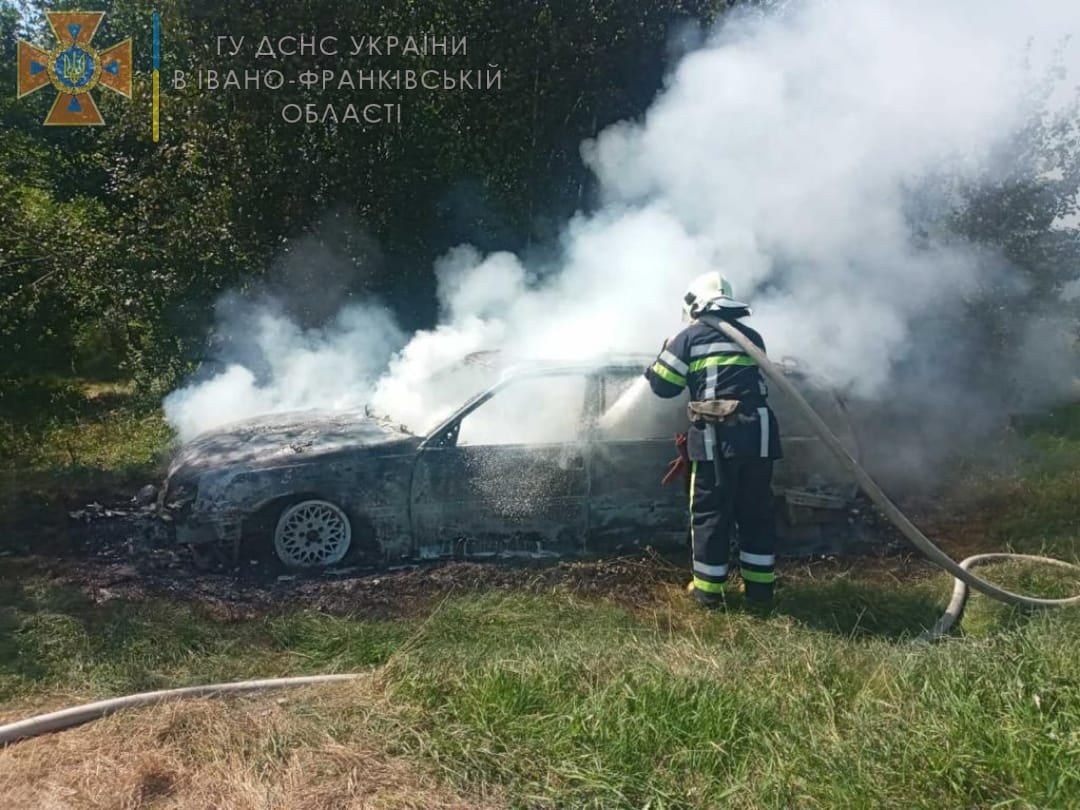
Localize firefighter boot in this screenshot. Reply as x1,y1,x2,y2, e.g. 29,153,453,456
687,581,725,609
742,581,775,615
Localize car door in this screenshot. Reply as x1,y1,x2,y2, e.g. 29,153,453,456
586,369,689,553
409,370,593,559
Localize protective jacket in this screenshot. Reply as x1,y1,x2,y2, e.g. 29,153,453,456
644,313,783,463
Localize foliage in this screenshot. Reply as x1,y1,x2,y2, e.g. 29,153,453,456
1,0,732,391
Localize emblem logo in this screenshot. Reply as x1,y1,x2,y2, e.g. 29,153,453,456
17,11,132,126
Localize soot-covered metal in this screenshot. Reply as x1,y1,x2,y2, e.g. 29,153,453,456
158,354,871,569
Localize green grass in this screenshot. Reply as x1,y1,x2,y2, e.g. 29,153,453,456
0,376,175,550
3,562,1078,808
0,572,408,705
369,584,1080,810
0,377,174,479
966,403,1080,564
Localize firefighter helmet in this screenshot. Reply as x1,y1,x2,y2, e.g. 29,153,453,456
682,271,750,321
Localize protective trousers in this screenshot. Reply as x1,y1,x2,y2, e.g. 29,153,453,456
689,456,777,601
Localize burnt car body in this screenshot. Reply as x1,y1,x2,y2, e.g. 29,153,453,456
159,354,865,568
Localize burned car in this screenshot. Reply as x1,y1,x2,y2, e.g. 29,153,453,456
158,354,865,568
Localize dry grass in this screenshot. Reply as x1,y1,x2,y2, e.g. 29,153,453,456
0,681,502,810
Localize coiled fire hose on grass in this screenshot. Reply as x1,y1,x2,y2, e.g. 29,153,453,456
698,313,1080,642
3,321,1079,748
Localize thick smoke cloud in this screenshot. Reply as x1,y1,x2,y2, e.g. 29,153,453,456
164,293,405,440
164,0,1080,487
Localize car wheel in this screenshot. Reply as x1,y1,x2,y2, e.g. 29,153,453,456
273,499,353,568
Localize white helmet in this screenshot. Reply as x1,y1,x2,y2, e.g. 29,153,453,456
682,271,750,321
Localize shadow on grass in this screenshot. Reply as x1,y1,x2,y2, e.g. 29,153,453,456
0,376,148,425
0,568,408,702
1017,402,1080,442
0,468,158,557
773,578,948,640
0,572,112,687
1,373,173,495
774,569,1078,640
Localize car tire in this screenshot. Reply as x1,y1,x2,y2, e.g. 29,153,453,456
272,498,353,569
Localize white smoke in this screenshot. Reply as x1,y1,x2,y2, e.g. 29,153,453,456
165,0,1080,447
163,296,405,439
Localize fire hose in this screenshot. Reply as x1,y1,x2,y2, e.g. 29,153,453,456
0,676,363,746
2,320,1078,748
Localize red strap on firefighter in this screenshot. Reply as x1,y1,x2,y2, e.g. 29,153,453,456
661,432,690,485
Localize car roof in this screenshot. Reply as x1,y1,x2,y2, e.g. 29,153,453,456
496,354,654,379
494,352,812,385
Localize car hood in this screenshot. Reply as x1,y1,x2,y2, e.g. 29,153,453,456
167,409,420,480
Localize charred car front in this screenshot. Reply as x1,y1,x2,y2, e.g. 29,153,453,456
158,355,865,568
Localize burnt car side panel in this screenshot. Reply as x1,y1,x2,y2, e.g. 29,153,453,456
410,444,589,558
587,438,688,551
407,367,595,559
588,372,690,550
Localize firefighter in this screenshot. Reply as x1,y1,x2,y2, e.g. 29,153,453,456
644,272,783,608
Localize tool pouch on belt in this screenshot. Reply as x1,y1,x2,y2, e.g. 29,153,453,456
687,399,741,426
